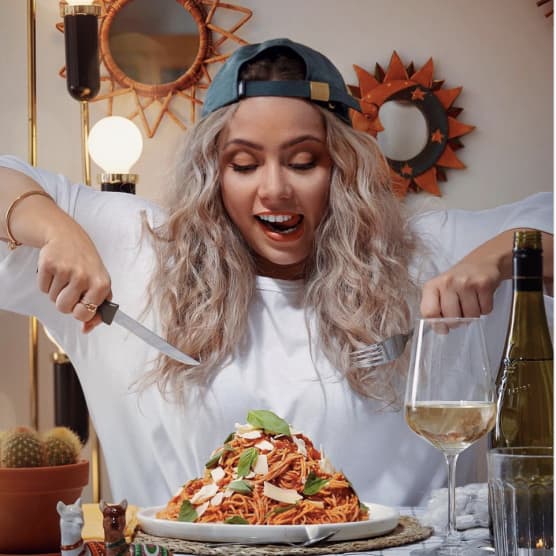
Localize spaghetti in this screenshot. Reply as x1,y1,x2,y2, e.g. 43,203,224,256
156,410,368,525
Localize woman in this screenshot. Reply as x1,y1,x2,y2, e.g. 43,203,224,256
0,38,552,507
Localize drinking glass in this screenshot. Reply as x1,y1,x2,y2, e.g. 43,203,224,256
405,317,496,555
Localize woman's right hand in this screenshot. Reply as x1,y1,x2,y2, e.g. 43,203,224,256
37,220,112,333
1,167,112,331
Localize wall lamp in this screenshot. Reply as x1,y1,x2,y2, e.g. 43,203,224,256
88,116,143,194
61,0,101,101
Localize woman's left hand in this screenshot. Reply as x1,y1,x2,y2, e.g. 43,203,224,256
420,257,502,318
421,229,553,318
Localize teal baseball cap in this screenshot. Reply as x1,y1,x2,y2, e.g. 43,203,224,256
201,38,361,125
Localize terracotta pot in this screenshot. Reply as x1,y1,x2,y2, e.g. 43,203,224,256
0,460,89,554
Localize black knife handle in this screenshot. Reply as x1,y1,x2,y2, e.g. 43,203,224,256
98,300,119,325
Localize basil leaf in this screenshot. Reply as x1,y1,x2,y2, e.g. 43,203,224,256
224,516,249,524
223,431,235,443
228,479,253,494
178,500,198,522
237,447,258,478
246,410,291,436
303,471,330,495
267,503,297,517
205,444,234,469
360,501,369,512
205,450,223,469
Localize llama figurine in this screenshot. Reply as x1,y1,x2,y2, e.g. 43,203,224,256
58,497,172,556
57,498,105,556
99,500,129,556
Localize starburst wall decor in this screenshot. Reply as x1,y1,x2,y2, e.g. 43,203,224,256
349,52,475,197
57,0,252,138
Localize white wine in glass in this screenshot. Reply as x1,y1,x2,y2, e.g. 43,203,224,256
405,317,496,555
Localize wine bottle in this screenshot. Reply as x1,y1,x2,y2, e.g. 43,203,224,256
490,229,553,448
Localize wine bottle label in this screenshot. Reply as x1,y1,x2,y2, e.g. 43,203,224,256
514,249,542,271
513,250,542,291
513,276,543,291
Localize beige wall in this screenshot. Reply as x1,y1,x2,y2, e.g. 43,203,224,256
0,0,553,502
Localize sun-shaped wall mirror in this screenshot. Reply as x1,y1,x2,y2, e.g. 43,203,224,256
57,0,252,138
103,0,205,94
349,52,475,198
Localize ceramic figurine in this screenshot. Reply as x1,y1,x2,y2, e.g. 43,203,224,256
57,497,105,556
100,499,173,556
100,499,129,556
58,497,172,556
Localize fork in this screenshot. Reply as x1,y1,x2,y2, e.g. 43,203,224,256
285,528,340,546
351,329,414,368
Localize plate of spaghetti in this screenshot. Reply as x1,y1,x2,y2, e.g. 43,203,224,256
137,410,399,544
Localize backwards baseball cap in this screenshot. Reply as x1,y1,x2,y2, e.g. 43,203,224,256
201,38,361,125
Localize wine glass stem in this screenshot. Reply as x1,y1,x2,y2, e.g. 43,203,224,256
445,453,460,543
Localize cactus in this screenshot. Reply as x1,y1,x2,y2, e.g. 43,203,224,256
43,427,82,466
0,430,6,461
0,426,44,468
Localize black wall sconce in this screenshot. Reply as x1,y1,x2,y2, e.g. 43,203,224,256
53,352,89,444
61,0,101,101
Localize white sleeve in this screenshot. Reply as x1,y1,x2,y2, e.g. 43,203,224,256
409,192,553,280
409,192,553,373
0,155,164,336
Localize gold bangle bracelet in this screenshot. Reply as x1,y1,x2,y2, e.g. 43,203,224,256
5,190,52,250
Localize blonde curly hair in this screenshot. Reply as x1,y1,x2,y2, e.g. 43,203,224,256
145,50,419,407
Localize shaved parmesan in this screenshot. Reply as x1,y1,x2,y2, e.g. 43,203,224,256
319,456,335,474
191,483,218,504
306,500,325,509
210,491,224,506
253,453,268,475
292,436,307,456
196,501,209,518
238,429,262,439
263,481,302,504
210,466,226,484
255,439,274,451
223,488,234,498
235,422,259,434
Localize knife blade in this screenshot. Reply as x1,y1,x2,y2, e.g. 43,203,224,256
98,300,200,366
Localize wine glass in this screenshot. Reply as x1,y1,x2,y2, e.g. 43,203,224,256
405,317,496,555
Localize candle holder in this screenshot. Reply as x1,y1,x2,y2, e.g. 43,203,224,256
60,1,101,101
488,447,553,555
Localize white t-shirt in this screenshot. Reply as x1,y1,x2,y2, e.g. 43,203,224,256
0,155,552,508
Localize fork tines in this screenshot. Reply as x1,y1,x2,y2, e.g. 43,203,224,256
350,330,412,368
351,348,386,368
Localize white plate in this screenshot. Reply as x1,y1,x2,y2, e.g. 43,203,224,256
137,503,399,544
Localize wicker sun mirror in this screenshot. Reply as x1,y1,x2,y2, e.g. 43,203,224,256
56,0,253,137
100,0,209,98
350,51,475,198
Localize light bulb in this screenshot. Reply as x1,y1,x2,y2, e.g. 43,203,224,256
88,116,143,173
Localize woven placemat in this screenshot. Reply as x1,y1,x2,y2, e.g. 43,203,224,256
133,515,432,555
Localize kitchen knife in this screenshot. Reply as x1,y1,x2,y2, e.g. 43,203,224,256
98,300,200,366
